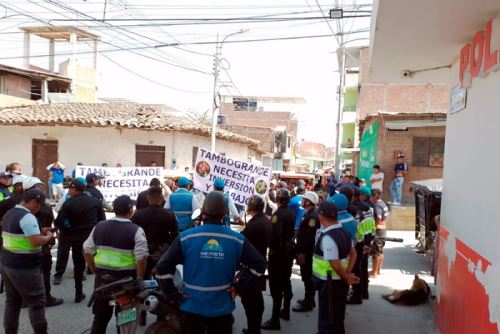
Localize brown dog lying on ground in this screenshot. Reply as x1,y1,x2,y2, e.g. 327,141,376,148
383,275,430,305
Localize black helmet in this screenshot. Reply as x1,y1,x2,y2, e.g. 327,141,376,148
247,195,265,213
202,191,227,220
276,188,291,205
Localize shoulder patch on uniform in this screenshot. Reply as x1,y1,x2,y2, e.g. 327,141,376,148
308,219,316,227
271,216,278,224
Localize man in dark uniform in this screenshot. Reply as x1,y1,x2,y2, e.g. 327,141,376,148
84,195,148,333
241,195,272,334
155,191,267,334
261,188,296,330
292,191,320,312
85,173,111,211
348,186,376,304
131,186,178,278
1,189,55,334
54,178,106,302
136,178,165,210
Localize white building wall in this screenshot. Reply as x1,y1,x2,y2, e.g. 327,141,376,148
442,62,498,263
0,125,252,175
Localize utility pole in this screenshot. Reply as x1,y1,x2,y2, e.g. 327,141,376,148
210,29,248,153
210,34,220,153
334,0,344,179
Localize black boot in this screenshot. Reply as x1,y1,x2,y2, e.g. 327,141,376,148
279,298,291,321
261,301,281,330
74,267,86,303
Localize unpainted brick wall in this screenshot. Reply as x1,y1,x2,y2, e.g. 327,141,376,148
370,120,445,204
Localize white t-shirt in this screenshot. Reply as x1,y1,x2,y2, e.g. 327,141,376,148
370,172,385,191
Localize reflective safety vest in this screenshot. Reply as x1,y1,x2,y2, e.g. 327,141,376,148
0,185,11,202
170,189,194,231
92,219,139,276
179,223,244,317
355,209,376,243
312,226,351,281
1,206,42,269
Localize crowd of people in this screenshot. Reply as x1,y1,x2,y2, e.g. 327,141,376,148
0,161,392,334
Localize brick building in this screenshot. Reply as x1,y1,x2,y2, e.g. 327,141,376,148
354,48,448,203
220,95,301,170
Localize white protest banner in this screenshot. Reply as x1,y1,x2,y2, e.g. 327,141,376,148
75,166,164,202
193,148,271,207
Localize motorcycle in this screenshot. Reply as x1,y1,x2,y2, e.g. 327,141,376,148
87,276,181,334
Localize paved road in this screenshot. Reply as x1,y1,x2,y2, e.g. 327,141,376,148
0,231,438,334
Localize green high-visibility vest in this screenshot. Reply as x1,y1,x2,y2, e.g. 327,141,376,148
2,231,42,254
355,217,376,242
312,255,348,280
94,246,136,271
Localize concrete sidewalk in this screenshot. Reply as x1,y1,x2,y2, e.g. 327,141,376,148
0,231,438,333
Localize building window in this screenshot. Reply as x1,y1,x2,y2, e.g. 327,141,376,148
412,137,445,167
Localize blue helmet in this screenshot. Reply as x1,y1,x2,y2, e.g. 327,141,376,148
329,193,348,211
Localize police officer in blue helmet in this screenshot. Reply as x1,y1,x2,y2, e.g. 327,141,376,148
156,191,267,334
164,176,202,231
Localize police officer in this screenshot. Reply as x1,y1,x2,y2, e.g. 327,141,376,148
83,195,149,334
1,189,55,334
85,173,112,211
313,202,359,334
164,176,202,231
54,178,106,301
156,191,267,334
131,186,178,278
261,188,295,330
369,189,389,278
347,186,376,304
292,191,320,312
330,193,358,243
0,171,13,202
0,175,26,220
213,178,244,226
241,195,272,334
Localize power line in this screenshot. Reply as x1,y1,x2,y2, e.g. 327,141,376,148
0,29,371,61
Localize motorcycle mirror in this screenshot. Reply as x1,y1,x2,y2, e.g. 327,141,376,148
191,208,201,220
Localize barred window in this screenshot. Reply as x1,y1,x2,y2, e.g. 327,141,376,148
412,137,445,167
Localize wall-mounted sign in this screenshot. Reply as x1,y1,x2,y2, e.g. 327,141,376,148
459,18,500,88
449,86,467,114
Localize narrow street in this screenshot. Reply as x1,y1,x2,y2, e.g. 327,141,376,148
0,230,437,334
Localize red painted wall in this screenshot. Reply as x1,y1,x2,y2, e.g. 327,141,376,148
436,227,498,334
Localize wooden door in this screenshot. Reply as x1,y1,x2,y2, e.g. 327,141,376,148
135,145,165,167
32,139,58,194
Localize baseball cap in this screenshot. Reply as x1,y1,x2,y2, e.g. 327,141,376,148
278,181,288,189
329,193,348,211
113,195,135,214
178,176,191,187
0,172,13,178
86,173,104,183
12,174,28,185
23,177,43,190
23,188,46,203
318,202,337,219
213,178,225,190
359,186,372,197
69,178,86,191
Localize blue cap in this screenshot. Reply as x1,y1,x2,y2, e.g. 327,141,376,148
75,177,87,186
359,186,372,197
178,176,191,187
213,178,225,190
318,201,337,219
113,195,136,214
86,172,104,183
329,193,348,211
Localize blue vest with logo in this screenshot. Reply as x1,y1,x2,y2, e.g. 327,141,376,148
170,189,194,231
179,222,244,317
1,207,43,269
223,192,231,226
313,227,351,281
